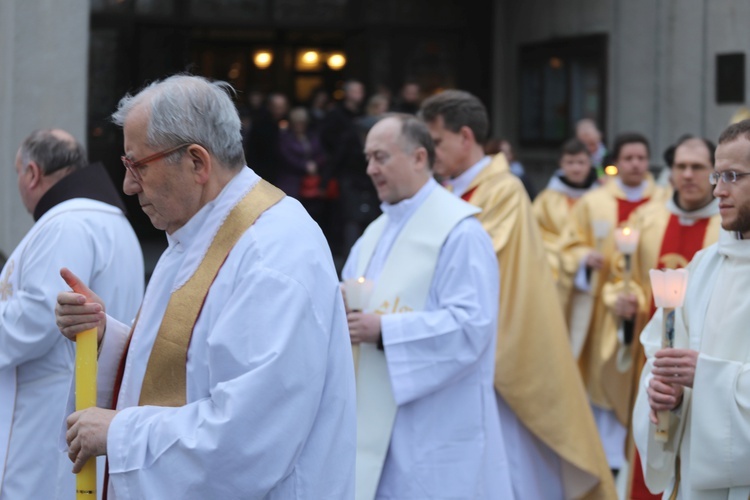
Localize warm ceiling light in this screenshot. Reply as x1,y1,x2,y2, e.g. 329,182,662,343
605,165,618,176
253,51,273,69
302,51,319,65
327,53,346,70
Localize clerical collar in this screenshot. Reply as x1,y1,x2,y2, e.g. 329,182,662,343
615,177,647,201
443,156,491,197
546,169,598,199
380,178,437,224
718,228,750,258
33,162,126,222
667,193,719,224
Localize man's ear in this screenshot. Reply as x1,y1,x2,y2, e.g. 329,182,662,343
187,144,212,184
460,125,476,146
25,161,43,188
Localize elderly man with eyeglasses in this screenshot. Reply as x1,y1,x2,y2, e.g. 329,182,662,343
55,75,356,499
632,119,750,499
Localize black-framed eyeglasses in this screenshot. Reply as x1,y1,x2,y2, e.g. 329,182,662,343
121,143,191,181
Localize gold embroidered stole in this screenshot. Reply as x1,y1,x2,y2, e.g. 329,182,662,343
138,180,284,407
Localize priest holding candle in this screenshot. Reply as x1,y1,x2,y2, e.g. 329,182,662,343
558,132,667,473
342,113,513,499
633,120,750,498
0,129,143,499
55,75,356,499
596,135,720,499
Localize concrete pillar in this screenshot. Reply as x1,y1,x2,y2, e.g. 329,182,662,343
0,0,89,256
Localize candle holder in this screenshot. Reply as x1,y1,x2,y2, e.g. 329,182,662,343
648,268,689,443
615,227,640,293
342,277,374,374
75,328,98,498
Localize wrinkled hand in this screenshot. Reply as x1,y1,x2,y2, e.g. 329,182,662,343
56,268,107,343
585,251,604,270
347,312,382,344
647,376,683,423
66,407,116,473
614,293,639,320
652,348,699,388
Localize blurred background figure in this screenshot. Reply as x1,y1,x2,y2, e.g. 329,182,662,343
357,94,390,139
245,92,289,184
308,88,331,132
392,81,422,114
576,118,607,178
278,107,327,224
320,80,379,257
485,137,537,199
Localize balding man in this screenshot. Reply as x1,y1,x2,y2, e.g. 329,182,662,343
342,114,513,499
55,75,355,499
0,129,143,499
576,118,607,177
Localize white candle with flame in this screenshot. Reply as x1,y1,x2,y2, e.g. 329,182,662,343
343,277,374,312
649,268,689,442
615,226,640,254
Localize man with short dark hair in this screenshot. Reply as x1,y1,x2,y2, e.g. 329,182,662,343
55,75,355,499
559,132,667,473
343,113,512,499
633,120,750,499
421,90,615,500
533,137,598,291
0,129,143,499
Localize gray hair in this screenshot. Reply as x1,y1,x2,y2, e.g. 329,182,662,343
386,113,436,169
20,129,87,175
112,74,245,169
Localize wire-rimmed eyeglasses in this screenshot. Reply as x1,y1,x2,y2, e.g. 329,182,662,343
709,170,750,186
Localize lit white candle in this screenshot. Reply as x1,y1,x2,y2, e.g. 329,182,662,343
614,226,640,254
342,277,374,312
648,268,689,442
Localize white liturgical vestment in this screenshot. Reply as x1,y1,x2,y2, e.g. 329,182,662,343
634,230,750,499
0,198,143,500
95,167,356,499
342,179,514,499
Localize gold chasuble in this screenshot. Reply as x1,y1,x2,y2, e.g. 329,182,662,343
463,154,616,500
138,180,284,406
558,177,666,426
533,189,576,283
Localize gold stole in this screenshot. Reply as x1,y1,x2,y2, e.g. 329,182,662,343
138,180,284,407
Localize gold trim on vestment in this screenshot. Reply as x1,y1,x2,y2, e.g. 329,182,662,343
139,180,284,407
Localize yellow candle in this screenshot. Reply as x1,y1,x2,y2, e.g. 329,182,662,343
75,328,97,498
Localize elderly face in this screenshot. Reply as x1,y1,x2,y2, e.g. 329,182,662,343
616,142,650,187
14,150,35,214
713,137,750,238
672,140,714,211
122,104,200,234
365,117,426,204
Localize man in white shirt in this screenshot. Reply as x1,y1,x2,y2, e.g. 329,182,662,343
343,113,513,499
55,75,356,499
633,119,750,499
0,129,143,499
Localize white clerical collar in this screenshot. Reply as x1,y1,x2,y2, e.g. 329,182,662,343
380,178,437,224
443,156,491,197
615,177,647,201
666,196,719,225
718,228,750,259
167,168,248,251
546,170,593,200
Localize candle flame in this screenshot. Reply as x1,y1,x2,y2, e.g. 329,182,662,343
357,277,365,284
623,227,631,236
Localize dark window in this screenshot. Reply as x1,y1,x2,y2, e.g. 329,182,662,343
716,53,745,104
518,34,607,147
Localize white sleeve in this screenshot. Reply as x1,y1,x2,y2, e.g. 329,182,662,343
380,217,499,406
